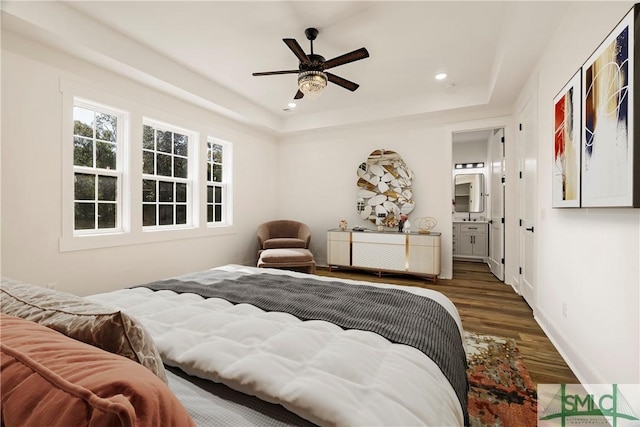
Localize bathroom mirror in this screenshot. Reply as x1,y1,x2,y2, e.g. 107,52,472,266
454,174,484,213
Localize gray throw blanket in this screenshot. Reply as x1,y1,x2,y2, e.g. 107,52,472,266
139,271,469,423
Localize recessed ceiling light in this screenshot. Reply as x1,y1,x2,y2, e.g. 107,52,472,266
435,73,448,80
288,102,297,108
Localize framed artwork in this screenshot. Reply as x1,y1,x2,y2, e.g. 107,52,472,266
553,70,581,208
581,5,639,207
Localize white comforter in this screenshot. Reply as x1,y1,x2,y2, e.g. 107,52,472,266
87,265,465,426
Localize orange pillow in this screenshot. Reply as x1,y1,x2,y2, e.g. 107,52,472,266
0,314,194,427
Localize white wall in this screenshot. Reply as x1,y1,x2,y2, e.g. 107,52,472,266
520,1,639,384
1,32,279,295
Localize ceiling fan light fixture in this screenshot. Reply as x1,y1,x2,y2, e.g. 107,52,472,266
298,70,327,99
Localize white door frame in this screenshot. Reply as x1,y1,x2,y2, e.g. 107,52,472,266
489,129,505,281
516,92,538,307
446,116,517,285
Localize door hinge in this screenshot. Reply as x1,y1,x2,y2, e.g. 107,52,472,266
519,123,523,131
501,136,505,143
519,219,522,226
501,176,505,184
519,267,522,274
501,258,505,265
519,171,523,179
501,217,505,224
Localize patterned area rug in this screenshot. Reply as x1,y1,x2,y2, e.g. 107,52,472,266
465,332,537,427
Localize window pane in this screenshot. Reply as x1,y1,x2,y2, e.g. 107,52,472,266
174,133,188,156
173,157,187,178
143,125,154,149
159,205,173,225
211,143,223,163
207,186,213,203
157,154,171,176
176,183,187,203
73,107,94,138
176,205,187,224
213,164,222,182
95,113,117,142
207,205,213,222
75,202,95,230
215,186,222,203
98,203,116,228
207,163,212,181
215,205,222,222
143,204,156,226
142,151,155,174
96,141,116,170
159,181,173,202
98,176,117,201
74,137,93,167
75,174,95,200
157,130,172,153
142,179,156,202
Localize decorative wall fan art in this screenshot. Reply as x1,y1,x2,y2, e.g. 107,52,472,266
581,4,639,207
356,149,415,225
553,70,581,208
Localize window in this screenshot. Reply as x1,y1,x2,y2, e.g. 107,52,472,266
72,102,123,233
206,138,232,225
142,121,193,228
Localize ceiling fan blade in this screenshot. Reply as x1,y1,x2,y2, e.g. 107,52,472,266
327,73,360,92
294,90,304,100
283,38,310,64
323,47,369,70
252,70,299,76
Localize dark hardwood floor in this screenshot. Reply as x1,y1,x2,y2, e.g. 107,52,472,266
315,260,579,387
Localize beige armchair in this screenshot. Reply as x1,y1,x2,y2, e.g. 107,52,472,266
257,220,311,251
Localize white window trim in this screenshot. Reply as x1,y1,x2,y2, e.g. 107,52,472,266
141,118,198,231
206,136,233,227
59,79,235,253
72,98,127,235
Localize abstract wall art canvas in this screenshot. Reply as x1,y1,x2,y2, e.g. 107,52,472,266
553,70,581,208
581,5,640,207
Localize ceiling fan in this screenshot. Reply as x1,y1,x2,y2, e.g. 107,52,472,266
252,28,370,100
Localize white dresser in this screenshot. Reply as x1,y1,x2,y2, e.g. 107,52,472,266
327,229,441,282
452,221,489,261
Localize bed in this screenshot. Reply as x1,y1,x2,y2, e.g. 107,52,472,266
1,265,468,427
88,265,467,426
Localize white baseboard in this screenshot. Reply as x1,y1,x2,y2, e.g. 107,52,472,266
534,310,605,385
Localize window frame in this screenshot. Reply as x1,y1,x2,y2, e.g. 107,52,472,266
206,137,233,227
141,119,197,231
72,98,128,236
140,117,199,232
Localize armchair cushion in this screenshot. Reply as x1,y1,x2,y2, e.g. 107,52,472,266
263,238,307,249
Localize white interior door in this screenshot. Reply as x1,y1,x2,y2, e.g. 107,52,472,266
489,129,505,281
519,97,537,307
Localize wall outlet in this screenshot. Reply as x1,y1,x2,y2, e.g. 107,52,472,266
561,301,567,318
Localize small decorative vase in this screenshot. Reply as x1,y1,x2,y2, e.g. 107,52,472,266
403,220,411,234
398,221,404,233
339,220,347,231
